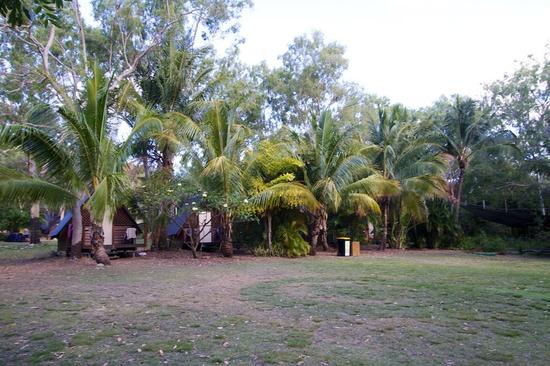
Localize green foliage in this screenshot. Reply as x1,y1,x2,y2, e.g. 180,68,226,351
265,31,349,127
0,204,30,231
273,215,310,257
0,0,67,27
252,245,285,257
458,233,508,253
457,232,550,253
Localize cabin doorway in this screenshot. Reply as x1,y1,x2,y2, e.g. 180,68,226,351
199,212,212,243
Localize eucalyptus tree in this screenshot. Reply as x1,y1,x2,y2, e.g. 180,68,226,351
265,31,349,128
292,111,399,253
486,51,550,216
366,105,447,249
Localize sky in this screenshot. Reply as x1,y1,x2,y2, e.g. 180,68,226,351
82,0,550,108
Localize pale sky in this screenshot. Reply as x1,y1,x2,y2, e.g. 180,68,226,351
82,0,550,108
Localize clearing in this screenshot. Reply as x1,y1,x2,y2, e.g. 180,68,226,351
0,247,549,365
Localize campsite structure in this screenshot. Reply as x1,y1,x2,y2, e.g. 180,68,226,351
50,205,141,255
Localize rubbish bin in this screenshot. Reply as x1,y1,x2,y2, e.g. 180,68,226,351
337,237,351,256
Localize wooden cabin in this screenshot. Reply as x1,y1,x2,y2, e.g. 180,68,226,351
167,209,221,250
50,205,141,254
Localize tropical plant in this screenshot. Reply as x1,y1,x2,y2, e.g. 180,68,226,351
438,96,515,223
180,100,250,257
0,64,146,264
292,111,399,253
245,140,320,251
273,213,310,257
365,105,447,249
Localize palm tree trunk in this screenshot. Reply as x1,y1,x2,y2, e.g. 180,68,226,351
266,212,273,252
30,202,41,244
28,158,41,244
309,216,318,256
71,201,83,258
319,209,329,251
454,167,465,224
310,206,328,253
381,198,389,251
162,148,174,176
220,212,233,257
90,213,111,265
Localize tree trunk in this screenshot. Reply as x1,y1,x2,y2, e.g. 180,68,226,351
266,213,272,252
90,217,111,265
143,222,149,249
308,216,318,256
538,177,546,217
454,165,466,224
190,245,198,258
319,209,329,251
380,198,389,251
102,210,113,249
30,202,41,244
142,154,150,178
310,207,329,253
220,212,233,257
70,201,83,258
28,158,41,244
162,148,174,176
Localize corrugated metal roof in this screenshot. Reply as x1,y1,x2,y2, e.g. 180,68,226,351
49,198,86,238
167,211,191,237
49,211,73,238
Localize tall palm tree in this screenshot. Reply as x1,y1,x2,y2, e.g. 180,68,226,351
0,64,146,264
127,44,213,248
366,105,447,249
135,43,214,175
181,101,249,257
293,111,399,253
439,96,515,223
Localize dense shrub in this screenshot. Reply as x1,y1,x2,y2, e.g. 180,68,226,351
457,232,550,253
273,217,310,257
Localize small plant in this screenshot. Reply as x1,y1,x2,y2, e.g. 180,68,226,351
252,246,284,257
274,218,310,257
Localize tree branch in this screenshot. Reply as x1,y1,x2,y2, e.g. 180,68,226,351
72,0,89,75
110,20,178,91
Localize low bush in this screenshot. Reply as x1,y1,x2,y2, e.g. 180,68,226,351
458,231,550,253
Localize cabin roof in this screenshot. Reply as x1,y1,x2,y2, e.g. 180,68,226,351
49,200,141,238
49,211,73,237
167,211,192,237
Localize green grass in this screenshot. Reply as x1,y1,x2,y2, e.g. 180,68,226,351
0,240,57,261
1,252,549,365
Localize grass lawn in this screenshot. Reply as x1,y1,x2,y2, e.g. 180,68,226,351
0,240,57,262
0,250,549,365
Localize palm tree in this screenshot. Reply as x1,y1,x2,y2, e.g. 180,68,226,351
181,101,249,257
366,105,447,249
245,141,321,251
292,111,398,253
127,44,213,248
0,64,146,264
438,96,515,223
135,43,214,175
363,105,446,250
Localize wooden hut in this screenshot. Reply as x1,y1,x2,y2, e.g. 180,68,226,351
50,205,141,254
167,209,221,251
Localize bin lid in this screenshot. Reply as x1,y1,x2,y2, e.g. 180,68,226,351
336,236,351,240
